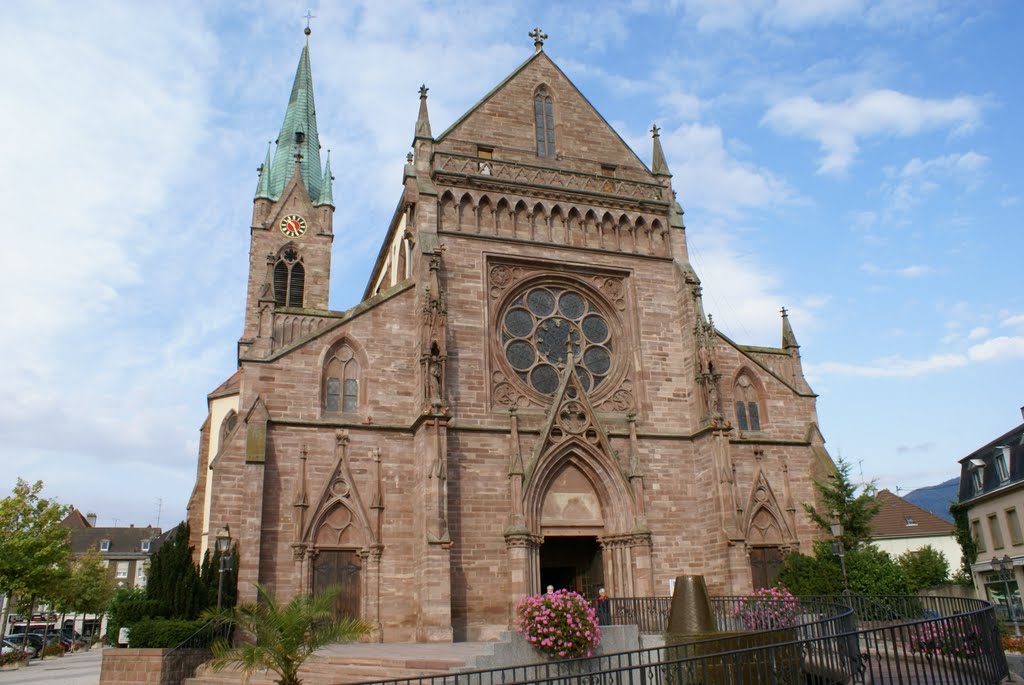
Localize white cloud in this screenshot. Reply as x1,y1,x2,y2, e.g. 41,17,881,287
884,151,989,212
660,122,800,217
859,263,932,278
762,90,983,173
1001,314,1024,329
967,326,991,340
810,336,1024,377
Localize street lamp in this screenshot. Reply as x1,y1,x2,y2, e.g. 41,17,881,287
830,521,851,597
215,526,233,610
992,555,1021,637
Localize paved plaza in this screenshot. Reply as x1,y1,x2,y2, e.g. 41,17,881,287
0,648,101,685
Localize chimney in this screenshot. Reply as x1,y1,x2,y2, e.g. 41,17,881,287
86,512,97,527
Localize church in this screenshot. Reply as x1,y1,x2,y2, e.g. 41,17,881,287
187,27,835,643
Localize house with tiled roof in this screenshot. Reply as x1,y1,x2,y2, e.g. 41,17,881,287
871,489,961,572
59,510,164,637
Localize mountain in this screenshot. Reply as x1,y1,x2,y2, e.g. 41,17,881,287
902,478,960,522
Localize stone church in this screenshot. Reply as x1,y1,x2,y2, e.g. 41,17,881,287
188,28,835,642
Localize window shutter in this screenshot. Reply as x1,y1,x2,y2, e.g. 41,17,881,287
273,261,288,306
288,262,305,307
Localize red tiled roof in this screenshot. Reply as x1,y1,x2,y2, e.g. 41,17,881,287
208,368,242,398
872,489,954,538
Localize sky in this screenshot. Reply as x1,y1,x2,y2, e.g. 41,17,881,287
1,1,1021,529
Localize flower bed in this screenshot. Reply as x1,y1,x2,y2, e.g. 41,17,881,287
730,586,802,630
515,589,601,659
908,621,982,658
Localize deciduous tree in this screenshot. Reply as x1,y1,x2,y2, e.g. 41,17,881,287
0,479,70,632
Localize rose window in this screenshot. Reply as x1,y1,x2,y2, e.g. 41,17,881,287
500,284,614,396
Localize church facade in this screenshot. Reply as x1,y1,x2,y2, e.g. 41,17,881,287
188,29,834,642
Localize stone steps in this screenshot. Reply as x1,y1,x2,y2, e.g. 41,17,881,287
183,643,493,685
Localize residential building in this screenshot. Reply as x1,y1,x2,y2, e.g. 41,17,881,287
871,489,961,573
957,414,1024,621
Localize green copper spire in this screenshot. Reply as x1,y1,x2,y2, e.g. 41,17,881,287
255,141,273,199
268,33,322,201
315,150,334,207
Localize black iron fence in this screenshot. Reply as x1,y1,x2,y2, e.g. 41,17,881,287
350,594,1008,685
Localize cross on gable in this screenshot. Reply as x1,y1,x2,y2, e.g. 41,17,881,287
529,27,548,50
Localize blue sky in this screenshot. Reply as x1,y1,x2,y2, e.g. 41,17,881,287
1,1,1021,528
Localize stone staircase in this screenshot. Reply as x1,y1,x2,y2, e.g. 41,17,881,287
182,641,496,685
182,626,643,685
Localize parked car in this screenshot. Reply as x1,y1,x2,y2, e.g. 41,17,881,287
4,633,54,655
2,639,37,659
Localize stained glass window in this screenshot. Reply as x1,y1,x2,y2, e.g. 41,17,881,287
500,284,614,396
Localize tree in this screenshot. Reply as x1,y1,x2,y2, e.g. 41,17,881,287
775,540,911,597
802,457,881,550
949,502,978,585
0,479,70,632
897,545,950,591
146,522,206,619
65,547,117,618
205,584,368,685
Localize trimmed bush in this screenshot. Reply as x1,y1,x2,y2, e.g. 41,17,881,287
128,618,210,648
106,588,165,645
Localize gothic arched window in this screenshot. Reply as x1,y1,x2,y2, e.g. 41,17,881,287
734,373,762,431
534,88,555,159
324,343,359,413
219,410,238,445
273,247,305,307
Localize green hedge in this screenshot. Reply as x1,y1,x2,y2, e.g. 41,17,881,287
106,588,165,645
127,619,210,648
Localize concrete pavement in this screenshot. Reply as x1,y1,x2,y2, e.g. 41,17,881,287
0,647,101,685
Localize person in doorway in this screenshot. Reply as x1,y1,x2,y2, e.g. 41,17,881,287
595,587,611,625
546,585,555,595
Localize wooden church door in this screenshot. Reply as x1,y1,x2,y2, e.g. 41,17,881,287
750,546,783,589
312,550,362,618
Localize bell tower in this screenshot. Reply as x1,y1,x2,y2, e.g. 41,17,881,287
240,27,335,357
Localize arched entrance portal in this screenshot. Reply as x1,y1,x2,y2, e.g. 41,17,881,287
540,535,603,596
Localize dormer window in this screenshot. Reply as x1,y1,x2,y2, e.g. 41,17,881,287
294,131,305,144
141,540,151,552
971,464,985,494
99,539,110,552
996,446,1011,482
534,87,555,159
904,516,917,526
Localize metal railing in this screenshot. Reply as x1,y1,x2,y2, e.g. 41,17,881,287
349,595,1008,685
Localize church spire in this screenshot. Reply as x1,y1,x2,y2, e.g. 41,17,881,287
781,306,799,350
268,30,322,201
315,150,334,207
651,124,671,177
415,84,432,139
254,141,273,200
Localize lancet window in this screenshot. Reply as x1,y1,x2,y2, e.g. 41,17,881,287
534,88,555,159
324,343,359,413
734,373,762,431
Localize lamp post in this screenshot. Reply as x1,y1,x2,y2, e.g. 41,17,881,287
830,521,851,596
215,526,233,610
992,555,1021,637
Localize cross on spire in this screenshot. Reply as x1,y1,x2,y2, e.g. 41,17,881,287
303,9,316,35
419,84,429,99
780,306,788,317
529,27,548,51
651,124,661,137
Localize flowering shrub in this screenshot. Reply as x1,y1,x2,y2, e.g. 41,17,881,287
515,589,601,659
1003,633,1024,653
731,586,802,630
909,622,981,658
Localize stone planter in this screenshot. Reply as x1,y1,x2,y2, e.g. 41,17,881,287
0,657,29,670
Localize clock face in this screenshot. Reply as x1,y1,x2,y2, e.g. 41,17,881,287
280,214,307,237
